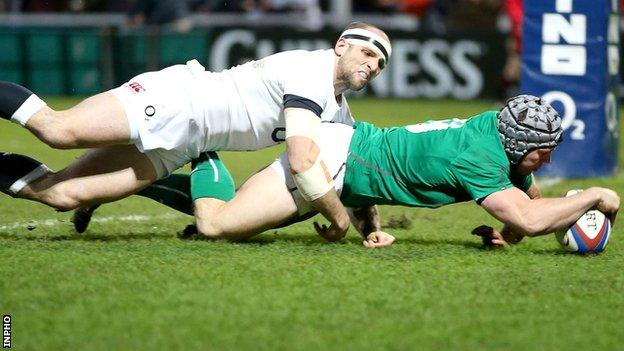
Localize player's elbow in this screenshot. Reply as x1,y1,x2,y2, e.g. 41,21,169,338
288,154,316,174
510,218,547,237
286,135,320,174
38,180,92,211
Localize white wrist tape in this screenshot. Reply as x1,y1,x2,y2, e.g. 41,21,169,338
292,158,334,201
285,108,321,144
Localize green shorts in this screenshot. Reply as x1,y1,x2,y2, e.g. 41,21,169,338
190,152,235,201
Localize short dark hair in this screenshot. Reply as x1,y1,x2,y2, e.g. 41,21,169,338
343,22,372,31
341,22,389,42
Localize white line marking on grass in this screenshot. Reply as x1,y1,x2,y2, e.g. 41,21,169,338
0,214,180,231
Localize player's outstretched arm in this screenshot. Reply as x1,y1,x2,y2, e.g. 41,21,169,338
480,186,620,237
284,107,350,241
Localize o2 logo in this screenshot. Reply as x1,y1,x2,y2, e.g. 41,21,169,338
542,91,584,140
542,91,618,141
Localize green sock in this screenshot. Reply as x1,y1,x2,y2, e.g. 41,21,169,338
136,152,235,216
190,152,235,202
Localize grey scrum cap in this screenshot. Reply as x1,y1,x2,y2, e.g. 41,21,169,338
497,95,564,165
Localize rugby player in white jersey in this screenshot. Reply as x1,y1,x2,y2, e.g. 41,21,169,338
0,22,391,240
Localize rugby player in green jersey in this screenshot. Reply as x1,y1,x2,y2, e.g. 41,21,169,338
72,95,620,247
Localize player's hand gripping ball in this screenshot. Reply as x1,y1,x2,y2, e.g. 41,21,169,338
555,190,611,254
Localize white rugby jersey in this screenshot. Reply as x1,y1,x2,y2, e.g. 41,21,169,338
185,49,354,155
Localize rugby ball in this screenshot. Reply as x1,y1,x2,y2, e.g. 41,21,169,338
555,190,611,254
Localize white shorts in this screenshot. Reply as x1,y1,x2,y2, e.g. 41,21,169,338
269,123,354,215
110,60,206,178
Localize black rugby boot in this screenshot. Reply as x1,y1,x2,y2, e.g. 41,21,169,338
178,224,198,239
71,205,100,234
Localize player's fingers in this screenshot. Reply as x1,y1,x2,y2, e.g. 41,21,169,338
374,239,393,247
481,235,497,247
364,240,384,248
484,236,508,248
362,240,373,248
491,239,508,247
383,236,396,245
372,240,392,248
609,209,618,225
375,234,389,244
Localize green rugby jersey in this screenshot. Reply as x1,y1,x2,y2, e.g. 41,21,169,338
341,111,532,208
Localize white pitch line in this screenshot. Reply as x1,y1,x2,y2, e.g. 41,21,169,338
0,213,181,231
0,177,566,232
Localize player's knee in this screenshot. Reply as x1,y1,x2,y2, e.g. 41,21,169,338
194,198,231,239
39,191,80,212
195,218,225,239
39,185,86,211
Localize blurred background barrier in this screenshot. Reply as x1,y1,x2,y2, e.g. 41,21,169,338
0,26,506,99
0,27,106,95
0,0,575,100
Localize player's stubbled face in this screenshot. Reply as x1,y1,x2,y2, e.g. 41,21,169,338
338,44,384,90
516,148,553,175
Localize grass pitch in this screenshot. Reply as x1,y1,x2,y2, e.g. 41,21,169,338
1,98,623,351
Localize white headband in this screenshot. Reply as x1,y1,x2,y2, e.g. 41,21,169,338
339,28,392,63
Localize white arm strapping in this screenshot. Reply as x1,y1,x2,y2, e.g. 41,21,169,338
285,108,331,201
292,158,334,201
284,107,321,145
